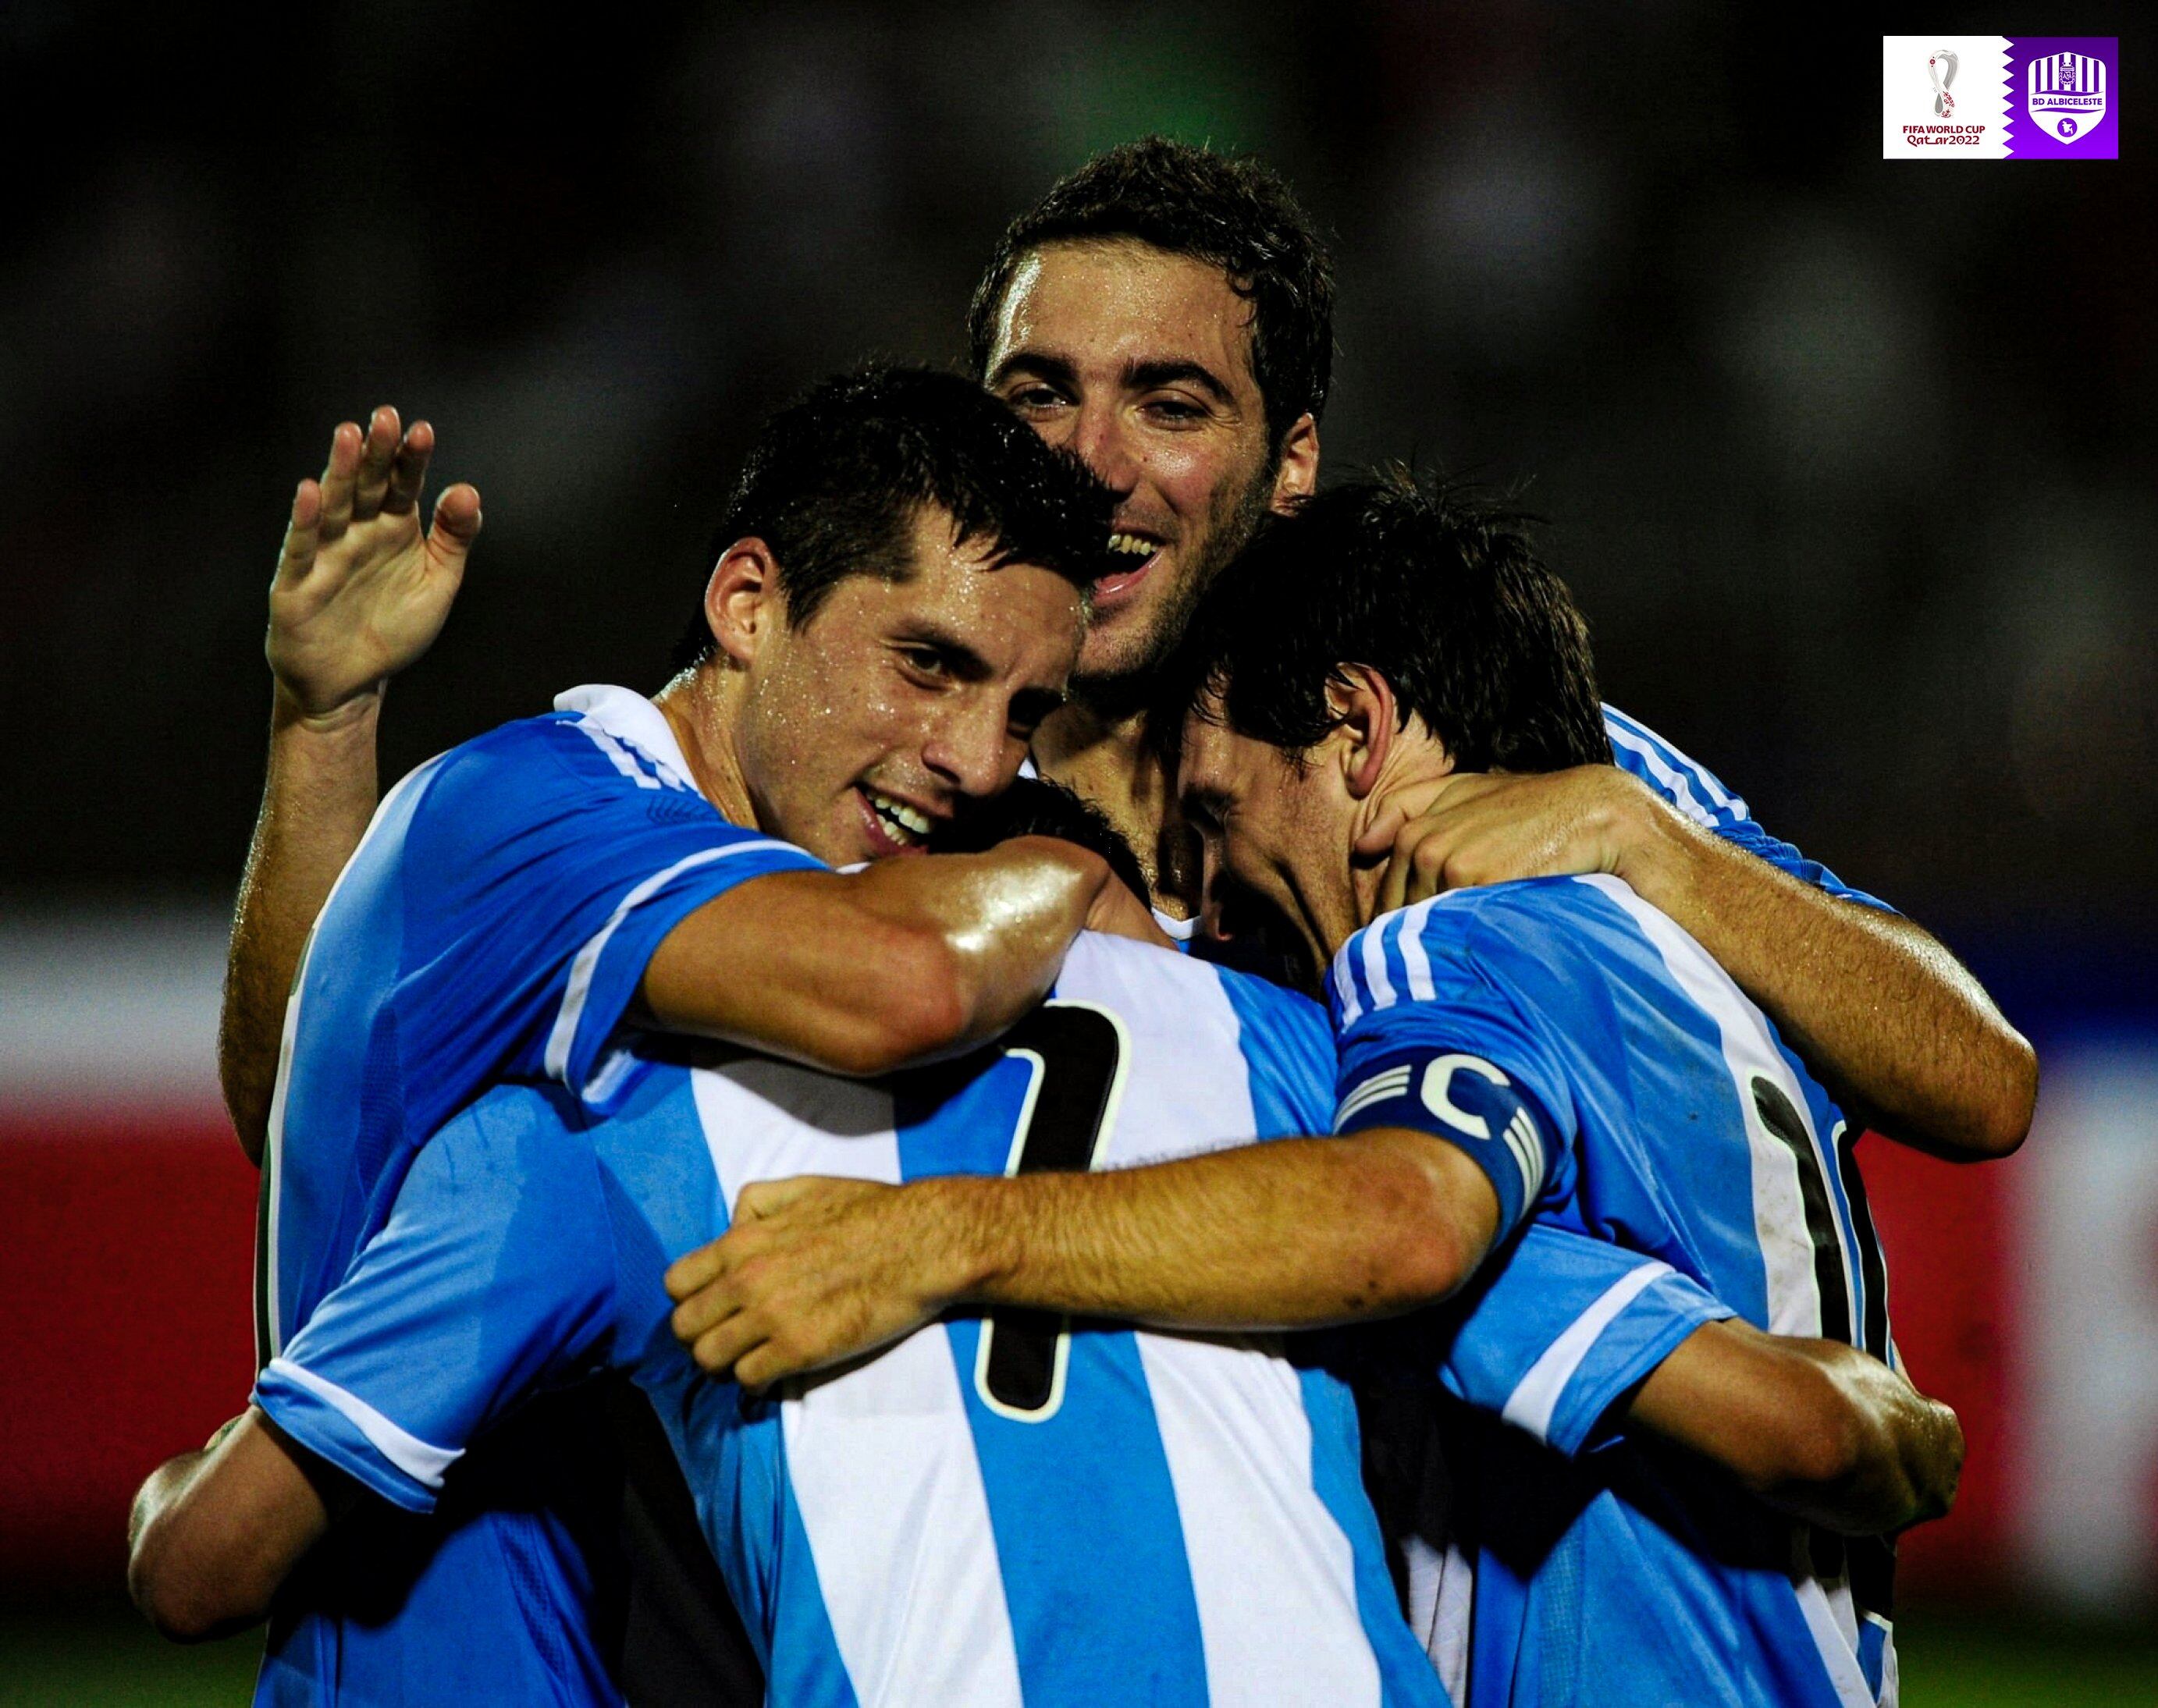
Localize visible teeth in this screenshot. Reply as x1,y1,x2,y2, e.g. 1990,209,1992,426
1107,532,1157,558
868,790,932,840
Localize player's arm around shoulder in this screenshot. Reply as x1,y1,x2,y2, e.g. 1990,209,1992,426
638,835,1124,1077
1362,753,2036,1160
1630,1320,1964,1535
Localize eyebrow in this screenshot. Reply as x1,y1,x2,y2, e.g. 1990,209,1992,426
1125,358,1235,409
989,350,1237,410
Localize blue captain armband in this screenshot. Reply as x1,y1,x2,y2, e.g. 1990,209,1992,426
1332,1049,1556,1238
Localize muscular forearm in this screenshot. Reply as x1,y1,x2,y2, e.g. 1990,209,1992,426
943,1127,1497,1330
1630,1323,1962,1536
642,836,1112,1077
221,687,383,1163
1616,805,2036,1159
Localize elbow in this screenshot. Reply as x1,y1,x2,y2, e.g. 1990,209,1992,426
1969,1028,2039,1159
1355,1151,1484,1316
130,1517,248,1644
821,921,973,1077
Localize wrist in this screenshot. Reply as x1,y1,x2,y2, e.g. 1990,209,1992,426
271,678,384,739
920,1174,1021,1305
1602,775,1699,906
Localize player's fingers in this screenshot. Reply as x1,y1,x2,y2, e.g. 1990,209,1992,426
425,482,482,572
275,478,323,584
1353,803,1409,860
691,1314,764,1380
1378,819,1440,915
350,407,401,523
664,1238,728,1302
732,1341,802,1393
317,421,363,542
670,1281,742,1348
382,420,436,517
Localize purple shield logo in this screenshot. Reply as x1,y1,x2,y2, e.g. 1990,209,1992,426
2028,51,2108,144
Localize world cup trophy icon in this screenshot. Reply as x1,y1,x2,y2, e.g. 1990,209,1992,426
1928,48,1958,118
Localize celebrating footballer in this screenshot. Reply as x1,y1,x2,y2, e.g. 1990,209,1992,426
125,138,2034,1708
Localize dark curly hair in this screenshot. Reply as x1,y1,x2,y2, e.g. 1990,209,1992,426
675,366,1116,668
1165,467,1612,774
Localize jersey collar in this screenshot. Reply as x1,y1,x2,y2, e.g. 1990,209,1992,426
553,684,703,798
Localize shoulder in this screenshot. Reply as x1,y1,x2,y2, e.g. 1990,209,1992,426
418,1081,599,1202
1600,703,1751,830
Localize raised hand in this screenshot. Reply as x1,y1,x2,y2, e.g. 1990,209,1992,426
268,407,481,721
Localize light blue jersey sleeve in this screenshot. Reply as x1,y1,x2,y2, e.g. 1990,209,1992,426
1438,1224,1735,1457
253,1088,617,1512
1328,897,1579,1241
1602,705,1893,914
369,712,825,1108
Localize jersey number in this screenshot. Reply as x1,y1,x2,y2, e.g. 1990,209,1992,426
974,1002,1128,1422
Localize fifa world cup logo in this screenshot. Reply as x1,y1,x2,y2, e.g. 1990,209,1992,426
1928,48,1958,118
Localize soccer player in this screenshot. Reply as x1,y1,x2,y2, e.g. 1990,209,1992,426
137,783,1946,1706
667,475,1961,1703
220,141,2033,1177
133,368,1154,1701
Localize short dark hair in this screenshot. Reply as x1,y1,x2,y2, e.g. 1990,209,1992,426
674,366,1116,669
965,137,1335,453
929,776,1150,907
1168,468,1612,774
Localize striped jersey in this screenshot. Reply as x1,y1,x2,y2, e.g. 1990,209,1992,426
254,683,819,1704
1330,874,1898,1707
254,932,1727,1708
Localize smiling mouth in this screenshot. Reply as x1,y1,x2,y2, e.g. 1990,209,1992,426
1099,531,1164,602
857,785,935,853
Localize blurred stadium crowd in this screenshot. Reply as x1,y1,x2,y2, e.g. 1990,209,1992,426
3,3,2151,932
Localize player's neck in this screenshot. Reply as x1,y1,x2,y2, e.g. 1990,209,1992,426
1033,700,1197,921
653,667,761,832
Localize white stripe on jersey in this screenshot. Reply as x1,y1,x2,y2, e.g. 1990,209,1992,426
1604,719,1721,829
1603,707,1740,816
543,841,805,1091
1331,943,1364,1027
264,1355,463,1489
1499,1259,1674,1445
1361,918,1398,1010
569,717,663,790
1791,1575,1882,1708
1573,875,1832,1337
1136,1333,1381,1703
689,1063,1026,1707
1061,937,1381,1703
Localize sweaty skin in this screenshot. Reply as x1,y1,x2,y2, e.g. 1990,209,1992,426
220,243,2034,1164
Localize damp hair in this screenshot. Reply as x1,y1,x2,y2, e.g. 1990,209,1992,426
674,366,1117,669
1163,466,1612,773
965,137,1336,453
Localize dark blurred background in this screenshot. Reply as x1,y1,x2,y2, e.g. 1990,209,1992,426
2,5,2153,1703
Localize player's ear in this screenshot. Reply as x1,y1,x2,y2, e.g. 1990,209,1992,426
1268,414,1319,512
704,538,781,666
1324,664,1395,802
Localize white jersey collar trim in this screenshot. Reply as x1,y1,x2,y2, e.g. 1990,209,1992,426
554,684,702,797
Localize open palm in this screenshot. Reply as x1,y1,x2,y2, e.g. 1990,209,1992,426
268,407,481,718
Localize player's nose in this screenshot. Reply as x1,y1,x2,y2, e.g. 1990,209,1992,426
1068,399,1139,494
921,697,1015,800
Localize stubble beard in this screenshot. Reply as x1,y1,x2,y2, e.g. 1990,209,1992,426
1071,454,1278,722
